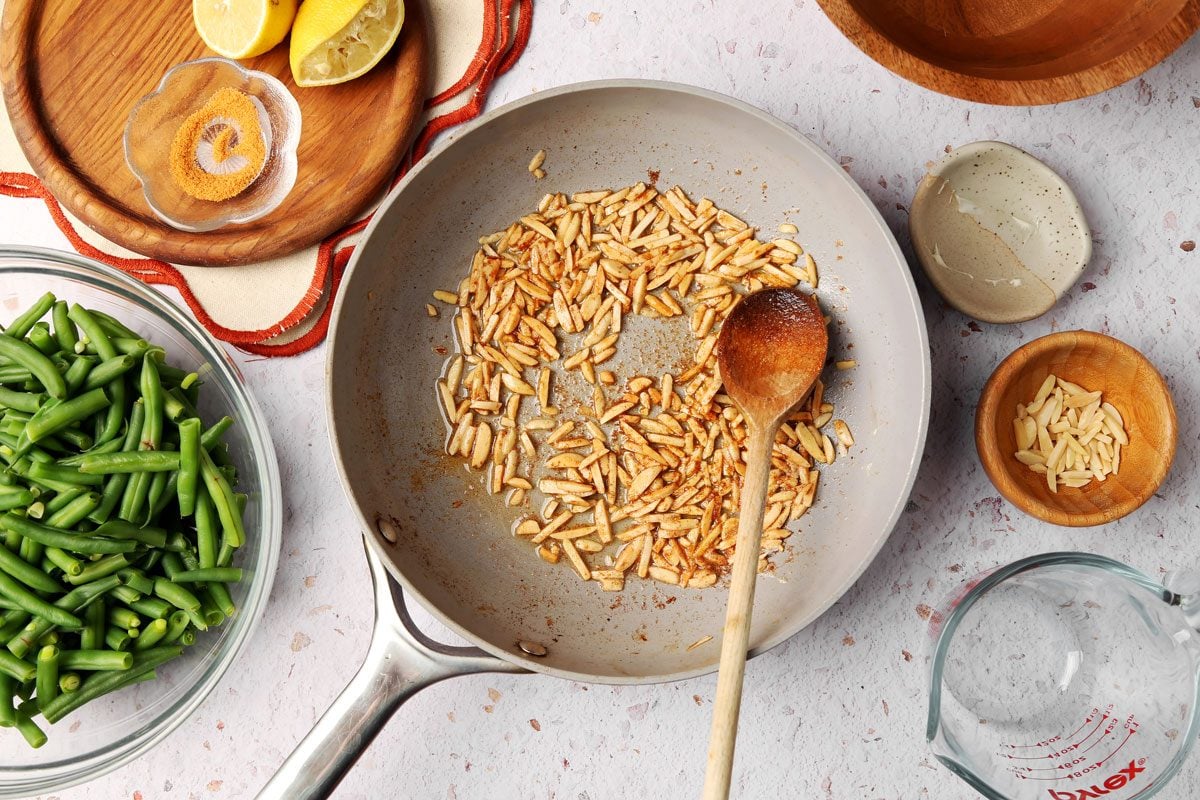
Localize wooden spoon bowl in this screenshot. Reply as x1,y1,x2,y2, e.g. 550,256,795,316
976,331,1176,527
816,0,1200,104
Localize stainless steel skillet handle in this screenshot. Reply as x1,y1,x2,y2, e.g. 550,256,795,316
256,535,526,800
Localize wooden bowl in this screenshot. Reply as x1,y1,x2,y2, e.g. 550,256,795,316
816,0,1200,105
976,331,1176,526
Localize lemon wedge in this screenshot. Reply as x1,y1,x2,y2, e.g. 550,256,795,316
289,0,405,87
193,0,298,60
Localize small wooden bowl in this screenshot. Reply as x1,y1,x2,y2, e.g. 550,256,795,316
816,0,1200,105
976,331,1176,527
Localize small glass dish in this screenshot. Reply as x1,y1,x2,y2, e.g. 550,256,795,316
0,247,282,797
124,57,301,233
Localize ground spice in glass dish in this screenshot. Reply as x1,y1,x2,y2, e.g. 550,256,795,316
168,87,268,202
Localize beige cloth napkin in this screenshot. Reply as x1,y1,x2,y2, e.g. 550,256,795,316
0,0,529,354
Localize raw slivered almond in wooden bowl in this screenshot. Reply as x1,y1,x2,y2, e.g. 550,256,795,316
430,183,858,593
976,330,1177,527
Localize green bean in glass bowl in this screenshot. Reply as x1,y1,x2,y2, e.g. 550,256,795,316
0,248,281,798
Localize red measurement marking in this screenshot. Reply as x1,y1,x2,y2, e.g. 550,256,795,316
1096,730,1138,769
1001,708,1099,750
1002,720,1106,763
1078,719,1119,758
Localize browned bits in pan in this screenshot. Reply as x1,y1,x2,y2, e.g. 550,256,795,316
431,185,854,591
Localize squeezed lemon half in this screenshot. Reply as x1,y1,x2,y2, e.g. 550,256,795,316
289,0,405,87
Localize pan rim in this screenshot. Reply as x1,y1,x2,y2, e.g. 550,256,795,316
324,78,932,685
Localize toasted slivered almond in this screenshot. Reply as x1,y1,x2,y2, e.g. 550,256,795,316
432,289,459,304
561,539,591,580
540,479,595,496
435,185,841,592
528,149,546,173
833,419,854,448
835,359,857,370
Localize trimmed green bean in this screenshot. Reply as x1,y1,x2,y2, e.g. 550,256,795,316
118,472,150,524
199,450,244,549
105,627,133,652
78,451,181,474
109,585,141,606
88,311,140,341
81,600,106,651
163,610,190,643
58,672,81,693
25,389,109,443
153,579,201,613
132,618,168,651
160,552,185,580
43,547,83,577
82,356,136,392
0,650,34,682
144,469,169,525
0,673,13,727
128,597,171,620
198,590,224,627
35,645,59,711
0,545,63,594
67,306,116,361
51,302,77,353
0,514,135,555
3,294,54,341
177,418,201,517
117,568,154,596
199,416,234,450
167,568,243,583
45,492,100,528
107,607,141,630
97,380,127,446
26,324,56,356
26,324,57,356
0,387,45,414
60,650,132,671
195,491,217,569
62,356,95,395
58,439,122,466
0,488,34,512
93,520,167,549
42,646,181,724
0,571,81,628
88,399,144,525
0,336,65,400
7,576,120,658
66,554,130,586
150,472,179,518
28,461,104,487
0,367,33,385
140,354,163,451
14,699,46,748
0,612,30,645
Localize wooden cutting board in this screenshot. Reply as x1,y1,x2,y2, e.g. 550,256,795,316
0,0,428,266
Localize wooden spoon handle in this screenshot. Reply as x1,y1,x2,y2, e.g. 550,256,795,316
702,425,777,800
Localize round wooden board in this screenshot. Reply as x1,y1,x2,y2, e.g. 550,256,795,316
0,0,428,266
816,0,1200,105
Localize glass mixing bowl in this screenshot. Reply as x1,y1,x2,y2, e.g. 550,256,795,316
0,247,281,796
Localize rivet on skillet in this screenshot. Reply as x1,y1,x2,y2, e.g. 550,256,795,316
517,640,548,657
376,516,399,544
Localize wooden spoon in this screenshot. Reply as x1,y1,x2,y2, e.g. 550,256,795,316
702,288,829,800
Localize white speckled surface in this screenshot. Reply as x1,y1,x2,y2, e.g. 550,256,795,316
4,1,1200,798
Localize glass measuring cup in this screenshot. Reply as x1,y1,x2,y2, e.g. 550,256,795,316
927,553,1200,800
